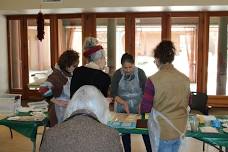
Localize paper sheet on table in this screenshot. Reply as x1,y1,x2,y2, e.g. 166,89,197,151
200,126,218,133
197,115,216,123
7,115,45,121
108,112,139,129
109,112,141,123
107,121,136,129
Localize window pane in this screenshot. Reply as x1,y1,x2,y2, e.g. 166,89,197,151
9,20,22,89
207,16,228,95
171,17,199,91
96,18,125,74
58,18,82,66
27,19,51,89
135,18,162,76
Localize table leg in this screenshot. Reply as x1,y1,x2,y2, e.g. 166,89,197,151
40,125,47,146
9,128,13,139
32,140,36,152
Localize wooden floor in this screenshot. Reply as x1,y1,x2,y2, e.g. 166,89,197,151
0,107,228,152
132,135,224,152
0,126,44,152
0,127,224,152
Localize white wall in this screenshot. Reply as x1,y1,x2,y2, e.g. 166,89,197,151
0,0,228,14
0,15,8,93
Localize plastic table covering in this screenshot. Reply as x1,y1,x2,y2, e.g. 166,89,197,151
0,112,48,152
111,114,228,151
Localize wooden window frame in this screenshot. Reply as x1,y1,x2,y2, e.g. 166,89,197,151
6,12,228,107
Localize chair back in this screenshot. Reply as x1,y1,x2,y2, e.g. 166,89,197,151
190,92,208,115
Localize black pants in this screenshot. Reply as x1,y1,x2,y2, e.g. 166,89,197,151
122,134,152,152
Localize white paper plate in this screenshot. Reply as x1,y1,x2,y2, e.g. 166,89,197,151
223,128,228,133
7,116,20,120
31,108,48,112
200,126,218,133
31,112,46,117
17,107,31,113
222,123,228,128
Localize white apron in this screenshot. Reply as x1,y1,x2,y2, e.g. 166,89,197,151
115,68,142,114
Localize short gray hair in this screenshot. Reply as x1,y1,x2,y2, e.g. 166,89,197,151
83,37,98,50
88,49,106,62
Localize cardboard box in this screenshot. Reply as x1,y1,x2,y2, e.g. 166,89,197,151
0,94,21,115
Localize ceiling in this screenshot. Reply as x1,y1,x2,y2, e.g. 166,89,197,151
1,5,228,15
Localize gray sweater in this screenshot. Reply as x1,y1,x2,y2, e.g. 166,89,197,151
40,115,123,152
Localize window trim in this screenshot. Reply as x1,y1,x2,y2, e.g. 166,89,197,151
6,12,228,107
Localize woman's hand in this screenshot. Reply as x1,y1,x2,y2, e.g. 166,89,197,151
115,96,130,114
123,102,130,114
51,98,68,108
106,97,113,103
56,100,68,108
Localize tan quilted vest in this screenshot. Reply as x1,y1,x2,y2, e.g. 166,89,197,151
149,63,190,140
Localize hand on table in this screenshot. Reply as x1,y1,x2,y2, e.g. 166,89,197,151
123,101,130,114
114,96,130,114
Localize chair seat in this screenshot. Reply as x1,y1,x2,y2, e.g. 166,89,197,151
190,92,208,115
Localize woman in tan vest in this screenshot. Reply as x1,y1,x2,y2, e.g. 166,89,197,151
140,40,190,152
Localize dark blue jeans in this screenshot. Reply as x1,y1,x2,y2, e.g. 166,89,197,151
122,134,152,152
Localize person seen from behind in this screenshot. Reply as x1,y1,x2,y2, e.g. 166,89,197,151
40,85,123,152
70,37,110,98
140,40,190,152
